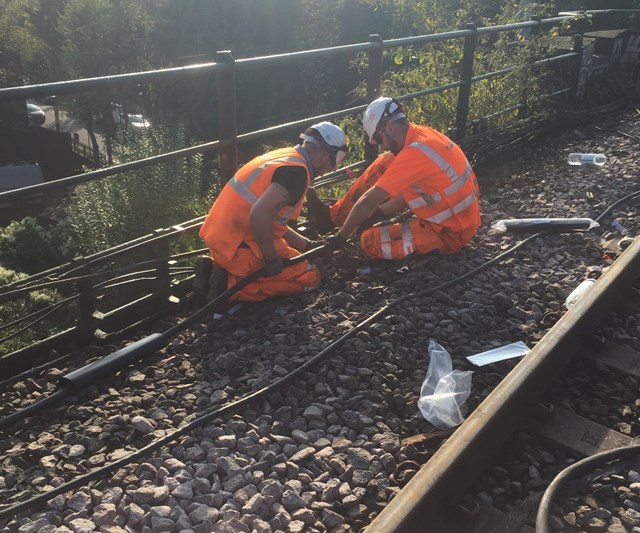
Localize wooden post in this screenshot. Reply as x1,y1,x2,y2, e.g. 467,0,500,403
454,23,478,141
365,34,384,162
216,51,238,184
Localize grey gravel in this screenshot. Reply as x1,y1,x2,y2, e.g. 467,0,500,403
1,108,640,533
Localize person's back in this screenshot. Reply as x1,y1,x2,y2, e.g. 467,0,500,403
196,121,347,302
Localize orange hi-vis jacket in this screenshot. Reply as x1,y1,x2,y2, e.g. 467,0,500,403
375,123,480,233
199,147,312,263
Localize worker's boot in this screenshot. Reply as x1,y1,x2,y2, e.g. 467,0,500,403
193,256,213,304
306,188,335,235
207,264,229,302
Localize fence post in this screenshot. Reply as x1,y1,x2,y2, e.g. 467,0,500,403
570,16,586,105
529,15,542,37
216,50,238,184
454,23,478,141
154,237,172,310
518,16,543,120
77,270,96,338
365,34,384,161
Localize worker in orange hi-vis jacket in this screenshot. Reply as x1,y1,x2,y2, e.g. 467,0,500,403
197,122,348,302
307,97,480,260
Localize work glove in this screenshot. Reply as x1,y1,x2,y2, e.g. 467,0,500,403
324,233,348,253
263,257,283,277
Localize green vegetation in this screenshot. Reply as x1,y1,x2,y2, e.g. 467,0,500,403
66,127,211,255
0,266,63,356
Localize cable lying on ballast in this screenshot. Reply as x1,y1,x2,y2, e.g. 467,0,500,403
0,244,325,431
536,445,640,533
1,189,638,519
0,233,541,520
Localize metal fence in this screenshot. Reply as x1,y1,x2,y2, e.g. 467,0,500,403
0,9,637,362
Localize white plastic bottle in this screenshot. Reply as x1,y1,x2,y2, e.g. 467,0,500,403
564,278,597,309
568,153,607,166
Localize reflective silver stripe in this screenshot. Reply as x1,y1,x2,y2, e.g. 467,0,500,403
407,197,425,209
445,164,473,196
380,225,392,259
425,189,477,224
408,141,472,196
401,222,414,257
275,206,296,223
244,156,306,187
231,155,306,203
228,177,258,205
407,184,441,210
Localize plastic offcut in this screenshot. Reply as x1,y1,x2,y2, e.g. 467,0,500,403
466,341,530,367
564,278,597,309
568,153,607,166
417,340,472,429
492,218,599,233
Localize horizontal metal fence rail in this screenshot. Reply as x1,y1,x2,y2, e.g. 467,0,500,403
0,9,636,358
0,12,590,203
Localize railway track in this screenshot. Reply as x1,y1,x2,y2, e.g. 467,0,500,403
369,236,640,533
0,108,639,532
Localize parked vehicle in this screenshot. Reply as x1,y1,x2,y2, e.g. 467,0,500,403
27,103,45,125
0,162,44,192
126,113,151,129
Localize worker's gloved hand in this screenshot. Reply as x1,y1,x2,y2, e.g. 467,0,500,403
264,257,283,277
325,233,348,252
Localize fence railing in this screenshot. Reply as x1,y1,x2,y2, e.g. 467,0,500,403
0,12,607,202
0,9,637,362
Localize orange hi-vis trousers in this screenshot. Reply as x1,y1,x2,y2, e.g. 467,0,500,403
360,219,477,260
328,153,477,260
213,238,320,302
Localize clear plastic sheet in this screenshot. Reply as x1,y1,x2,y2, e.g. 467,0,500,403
417,341,472,429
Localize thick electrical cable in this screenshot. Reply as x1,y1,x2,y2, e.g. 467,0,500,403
1,182,638,520
536,445,640,533
0,234,537,519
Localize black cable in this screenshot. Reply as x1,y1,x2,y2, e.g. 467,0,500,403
594,189,640,224
0,296,75,334
0,389,71,432
536,445,640,533
0,234,536,519
0,245,323,430
2,191,639,519
0,301,68,345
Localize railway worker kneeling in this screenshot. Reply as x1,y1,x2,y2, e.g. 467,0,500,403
196,122,348,302
307,96,480,259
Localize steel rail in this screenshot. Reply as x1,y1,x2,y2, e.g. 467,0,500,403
367,236,640,532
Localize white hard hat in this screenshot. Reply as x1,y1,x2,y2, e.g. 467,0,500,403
300,121,348,166
362,97,406,142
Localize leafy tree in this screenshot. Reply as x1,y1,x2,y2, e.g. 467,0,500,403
57,0,157,159
0,0,49,80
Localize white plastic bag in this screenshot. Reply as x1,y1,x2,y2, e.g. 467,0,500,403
417,340,472,429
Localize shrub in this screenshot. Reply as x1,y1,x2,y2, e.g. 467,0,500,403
0,266,63,356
